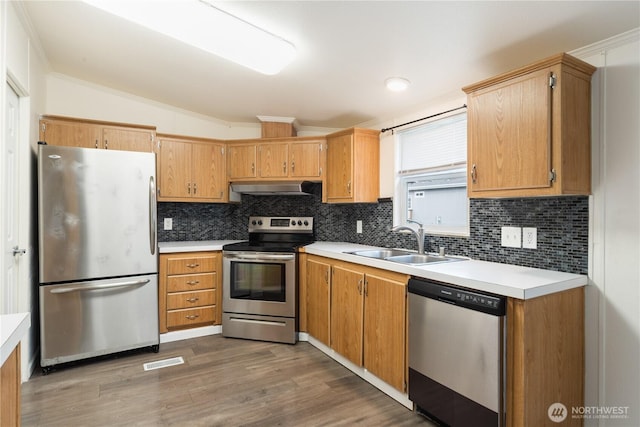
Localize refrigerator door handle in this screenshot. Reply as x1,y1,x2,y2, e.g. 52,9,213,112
49,279,151,294
149,175,157,255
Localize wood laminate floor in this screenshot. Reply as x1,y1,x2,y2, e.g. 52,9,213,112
21,335,433,426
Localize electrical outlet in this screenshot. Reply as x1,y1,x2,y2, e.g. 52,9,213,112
501,226,522,248
523,227,537,249
163,218,173,231
356,220,363,234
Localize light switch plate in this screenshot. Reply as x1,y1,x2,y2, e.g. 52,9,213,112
164,218,173,231
356,220,363,234
523,227,537,249
501,226,522,248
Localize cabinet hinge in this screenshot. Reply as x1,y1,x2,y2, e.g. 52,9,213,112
549,73,557,89
549,169,557,182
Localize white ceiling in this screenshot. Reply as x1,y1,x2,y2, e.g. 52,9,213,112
20,1,640,129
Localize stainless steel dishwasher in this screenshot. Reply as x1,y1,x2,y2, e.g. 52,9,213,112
408,277,506,427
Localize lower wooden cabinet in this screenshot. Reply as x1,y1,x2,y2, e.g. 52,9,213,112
305,256,331,346
303,254,409,392
506,287,585,427
1,344,21,427
158,251,221,333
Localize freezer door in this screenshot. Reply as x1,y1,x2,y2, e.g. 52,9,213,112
40,274,159,367
38,145,157,283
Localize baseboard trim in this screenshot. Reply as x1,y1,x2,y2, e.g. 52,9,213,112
160,325,221,344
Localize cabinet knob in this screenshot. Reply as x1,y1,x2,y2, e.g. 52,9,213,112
470,164,477,183
186,297,199,303
185,314,200,320
186,280,200,286
283,161,287,173
291,161,295,172
186,263,199,268
193,183,197,194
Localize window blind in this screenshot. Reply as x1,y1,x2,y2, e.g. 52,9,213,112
397,113,467,174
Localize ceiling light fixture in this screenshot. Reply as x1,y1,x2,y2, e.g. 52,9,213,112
82,0,296,75
385,77,411,92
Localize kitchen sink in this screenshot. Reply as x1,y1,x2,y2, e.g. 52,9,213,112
346,249,414,259
385,254,463,265
345,249,466,265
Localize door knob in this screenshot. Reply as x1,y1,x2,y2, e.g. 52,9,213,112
12,246,26,256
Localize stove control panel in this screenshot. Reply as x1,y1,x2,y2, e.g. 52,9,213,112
249,216,314,233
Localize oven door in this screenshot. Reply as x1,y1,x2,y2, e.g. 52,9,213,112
222,251,296,318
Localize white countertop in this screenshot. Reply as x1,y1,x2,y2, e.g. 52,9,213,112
1,312,30,366
158,240,241,253
303,242,587,300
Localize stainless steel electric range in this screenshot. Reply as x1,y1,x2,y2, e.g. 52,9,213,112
222,216,314,344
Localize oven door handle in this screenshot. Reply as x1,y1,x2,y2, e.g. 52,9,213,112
225,253,295,261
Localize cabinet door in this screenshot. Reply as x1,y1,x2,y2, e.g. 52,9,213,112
326,134,353,200
40,119,100,149
468,68,552,193
364,274,407,391
192,142,226,200
158,138,192,199
102,127,154,152
306,258,331,346
330,265,364,366
290,141,322,178
227,144,257,179
258,143,289,178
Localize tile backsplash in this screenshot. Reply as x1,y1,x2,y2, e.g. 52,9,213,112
158,183,588,274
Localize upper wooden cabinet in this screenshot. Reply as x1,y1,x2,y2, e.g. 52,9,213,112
463,53,596,198
227,143,257,180
325,128,379,203
157,134,227,203
39,115,155,153
227,137,325,181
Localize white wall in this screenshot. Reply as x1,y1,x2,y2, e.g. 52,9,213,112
576,30,640,426
45,73,337,140
2,1,48,381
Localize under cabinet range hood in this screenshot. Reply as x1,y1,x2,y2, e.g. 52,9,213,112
229,181,315,195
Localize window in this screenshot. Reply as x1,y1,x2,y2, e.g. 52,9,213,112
394,112,468,236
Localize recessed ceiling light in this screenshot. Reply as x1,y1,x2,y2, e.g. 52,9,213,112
82,0,296,75
385,77,411,92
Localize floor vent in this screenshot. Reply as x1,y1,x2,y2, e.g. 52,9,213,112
143,356,184,371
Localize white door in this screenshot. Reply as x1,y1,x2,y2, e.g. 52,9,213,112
2,82,22,314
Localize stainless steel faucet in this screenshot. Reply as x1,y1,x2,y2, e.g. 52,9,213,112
391,219,425,254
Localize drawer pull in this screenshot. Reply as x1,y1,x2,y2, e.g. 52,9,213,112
186,263,200,268
187,280,200,285
186,297,199,303
185,314,200,320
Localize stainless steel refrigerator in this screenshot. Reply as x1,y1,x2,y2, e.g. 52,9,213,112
38,144,159,371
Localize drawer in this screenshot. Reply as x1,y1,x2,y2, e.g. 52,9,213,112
167,289,215,310
167,272,215,292
166,255,217,275
167,306,215,328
